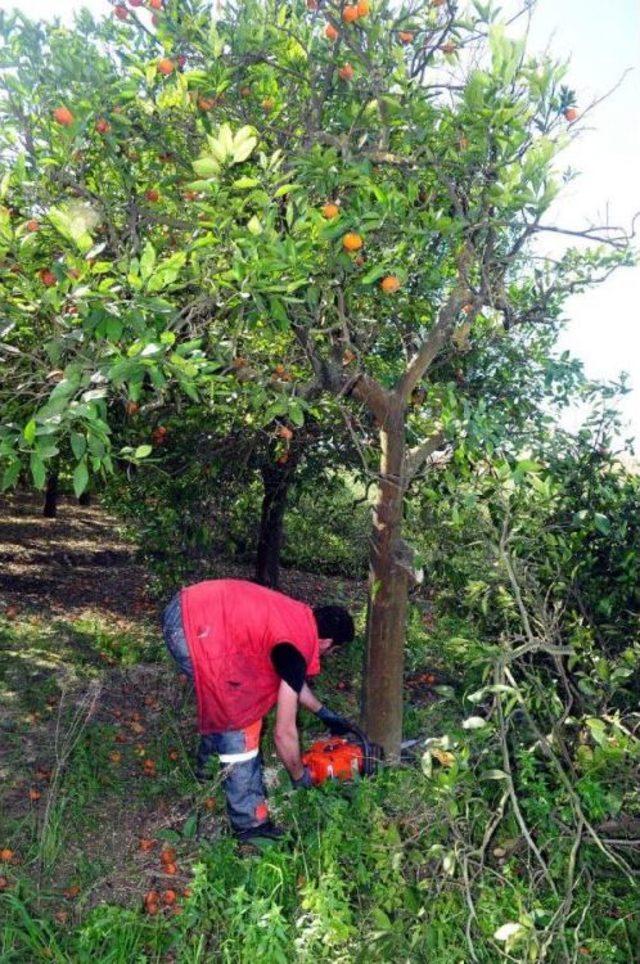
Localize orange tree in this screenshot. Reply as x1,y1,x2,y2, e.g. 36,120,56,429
0,0,633,754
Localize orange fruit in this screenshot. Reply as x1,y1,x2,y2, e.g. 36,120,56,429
381,275,401,293
40,269,57,287
357,0,370,15
145,189,160,202
114,4,128,19
95,117,111,134
163,861,178,875
325,23,339,41
26,220,40,232
0,877,9,891
338,63,354,81
398,31,414,44
160,847,177,865
277,425,294,440
0,850,14,863
198,97,216,111
157,58,175,76
342,232,363,252
149,0,162,8
564,107,578,122
139,838,156,852
342,5,359,22
161,889,177,905
53,106,74,126
322,202,340,219
441,42,457,54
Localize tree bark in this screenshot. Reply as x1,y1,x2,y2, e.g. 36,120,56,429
255,461,293,589
43,472,58,518
361,404,409,759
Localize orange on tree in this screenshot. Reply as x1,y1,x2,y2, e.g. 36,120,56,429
322,201,340,219
357,0,370,16
149,0,163,9
342,5,359,23
40,269,57,286
52,106,74,126
145,189,160,202
26,220,39,232
398,31,414,44
162,889,177,905
342,232,363,252
564,107,578,121
324,23,339,41
157,58,175,76
381,275,401,294
338,63,354,81
0,850,14,862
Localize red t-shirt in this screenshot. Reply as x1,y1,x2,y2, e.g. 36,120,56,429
180,579,321,733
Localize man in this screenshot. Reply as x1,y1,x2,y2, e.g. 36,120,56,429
161,578,355,841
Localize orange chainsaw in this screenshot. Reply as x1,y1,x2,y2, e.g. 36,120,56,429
302,723,383,785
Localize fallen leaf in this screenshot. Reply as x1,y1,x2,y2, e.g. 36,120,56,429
431,748,455,768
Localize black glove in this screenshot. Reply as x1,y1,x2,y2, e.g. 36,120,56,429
291,766,313,789
315,705,352,737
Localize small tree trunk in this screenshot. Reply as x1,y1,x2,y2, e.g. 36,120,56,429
255,461,293,589
43,472,59,518
362,405,408,759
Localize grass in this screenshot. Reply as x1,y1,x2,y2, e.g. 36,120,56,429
1,606,638,963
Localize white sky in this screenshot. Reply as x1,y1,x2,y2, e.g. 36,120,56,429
5,0,640,444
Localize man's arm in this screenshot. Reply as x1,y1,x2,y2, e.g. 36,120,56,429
274,679,305,781
299,681,322,713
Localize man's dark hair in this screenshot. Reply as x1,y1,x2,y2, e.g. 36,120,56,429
313,605,355,645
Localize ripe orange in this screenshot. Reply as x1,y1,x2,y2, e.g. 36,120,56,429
357,0,370,15
338,63,354,81
145,189,160,202
322,202,340,219
342,232,363,252
161,889,177,905
163,861,178,875
342,5,359,22
26,220,40,232
114,4,128,19
381,275,401,294
139,838,156,852
261,97,275,111
441,42,457,54
157,58,175,76
325,23,339,41
564,107,578,122
144,890,160,914
160,846,176,865
95,118,111,134
149,0,163,8
53,106,74,126
198,97,216,111
277,425,294,440
40,269,57,287
0,850,14,863
398,31,414,44
0,877,9,891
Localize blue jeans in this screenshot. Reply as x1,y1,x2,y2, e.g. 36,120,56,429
161,594,269,832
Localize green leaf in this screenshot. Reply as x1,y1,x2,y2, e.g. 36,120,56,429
134,444,153,459
140,241,156,282
23,419,37,444
182,814,198,839
30,452,46,489
593,512,610,535
73,460,89,498
70,433,86,459
232,176,260,190
193,156,220,178
2,460,21,491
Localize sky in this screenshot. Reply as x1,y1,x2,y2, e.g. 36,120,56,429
4,0,640,444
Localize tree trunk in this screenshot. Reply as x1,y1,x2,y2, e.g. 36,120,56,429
43,472,58,518
255,461,293,589
362,405,408,759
